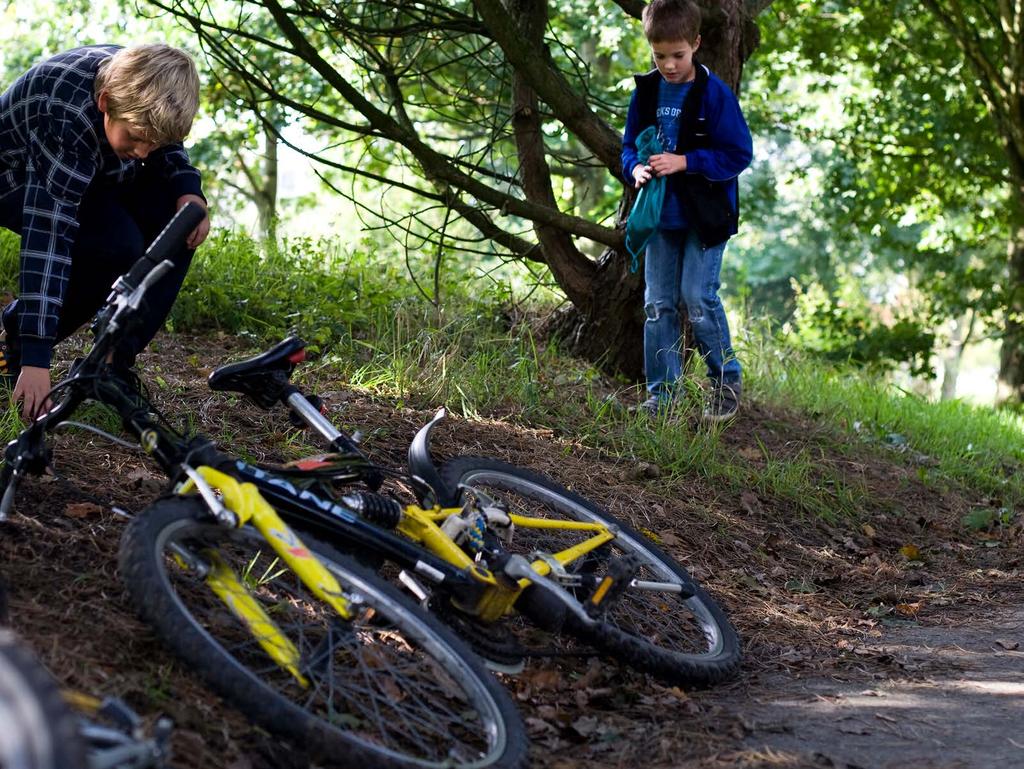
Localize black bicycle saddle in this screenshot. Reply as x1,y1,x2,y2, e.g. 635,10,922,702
208,336,306,408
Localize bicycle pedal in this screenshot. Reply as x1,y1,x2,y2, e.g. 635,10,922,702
585,553,643,617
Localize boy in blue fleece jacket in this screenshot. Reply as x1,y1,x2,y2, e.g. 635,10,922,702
621,0,752,421
0,44,210,420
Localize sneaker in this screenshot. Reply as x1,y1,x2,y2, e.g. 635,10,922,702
635,395,667,418
703,382,741,422
0,340,18,388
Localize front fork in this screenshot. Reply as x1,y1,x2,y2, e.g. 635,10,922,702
175,465,356,686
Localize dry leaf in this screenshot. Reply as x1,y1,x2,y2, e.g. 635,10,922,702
657,530,682,548
64,502,104,519
739,491,763,516
895,602,921,617
570,715,600,737
519,668,564,692
861,523,877,538
899,544,922,561
572,660,604,690
524,717,558,735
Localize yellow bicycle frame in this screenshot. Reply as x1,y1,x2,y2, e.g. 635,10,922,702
176,466,355,686
397,505,616,622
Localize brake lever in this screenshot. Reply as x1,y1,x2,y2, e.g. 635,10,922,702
92,259,175,349
0,425,51,521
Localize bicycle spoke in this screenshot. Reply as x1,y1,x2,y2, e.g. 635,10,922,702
156,521,504,764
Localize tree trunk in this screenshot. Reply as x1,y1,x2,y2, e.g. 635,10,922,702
508,0,645,377
940,311,974,401
545,0,753,379
998,205,1024,402
546,192,646,377
255,122,279,244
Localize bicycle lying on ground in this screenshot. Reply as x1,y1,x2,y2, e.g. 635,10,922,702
0,204,528,769
204,339,742,686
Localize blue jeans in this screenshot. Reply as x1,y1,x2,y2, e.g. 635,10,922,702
644,228,740,400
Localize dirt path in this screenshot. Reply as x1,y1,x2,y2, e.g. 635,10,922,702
1,332,1021,769
724,607,1024,769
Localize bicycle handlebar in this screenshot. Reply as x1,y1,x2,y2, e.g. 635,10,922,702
120,202,205,292
87,201,206,365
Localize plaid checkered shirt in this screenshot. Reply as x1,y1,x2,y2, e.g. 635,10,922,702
0,44,203,367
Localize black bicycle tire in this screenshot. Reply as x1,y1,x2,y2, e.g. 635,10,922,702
118,496,528,769
439,456,741,686
0,629,88,769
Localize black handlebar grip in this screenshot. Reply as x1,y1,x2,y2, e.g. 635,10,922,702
122,202,206,290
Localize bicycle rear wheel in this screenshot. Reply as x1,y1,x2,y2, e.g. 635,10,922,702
440,457,741,686
119,496,527,769
0,629,87,769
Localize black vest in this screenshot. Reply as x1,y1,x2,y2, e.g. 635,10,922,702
633,63,711,154
631,63,738,246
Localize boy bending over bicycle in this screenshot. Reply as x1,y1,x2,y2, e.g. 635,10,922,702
0,44,210,420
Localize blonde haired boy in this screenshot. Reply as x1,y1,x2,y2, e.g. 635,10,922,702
0,44,210,419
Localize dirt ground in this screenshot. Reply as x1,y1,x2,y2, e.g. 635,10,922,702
1,332,1021,769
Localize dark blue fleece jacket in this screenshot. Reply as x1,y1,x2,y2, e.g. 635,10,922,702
621,65,752,233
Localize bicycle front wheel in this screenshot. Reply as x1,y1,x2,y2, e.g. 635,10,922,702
119,496,527,769
440,457,741,686
0,629,87,769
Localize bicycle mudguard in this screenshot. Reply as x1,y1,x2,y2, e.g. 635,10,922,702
408,409,460,507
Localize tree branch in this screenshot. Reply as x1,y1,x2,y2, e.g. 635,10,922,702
471,0,623,173
261,0,622,248
510,0,598,306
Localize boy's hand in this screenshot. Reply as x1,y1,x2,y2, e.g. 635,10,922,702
632,163,653,188
648,153,688,177
176,195,210,249
12,366,52,422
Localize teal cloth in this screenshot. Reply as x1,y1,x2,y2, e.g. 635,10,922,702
624,125,665,272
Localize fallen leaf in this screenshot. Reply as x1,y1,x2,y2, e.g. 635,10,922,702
657,530,681,548
739,491,763,516
785,578,817,594
64,502,104,519
524,717,558,735
519,668,564,692
861,523,877,538
895,602,921,617
571,660,604,690
570,715,600,738
899,544,922,561
737,446,761,461
994,639,1020,651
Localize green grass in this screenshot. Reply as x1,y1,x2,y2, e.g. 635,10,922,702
1,226,1021,524
747,348,1024,509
